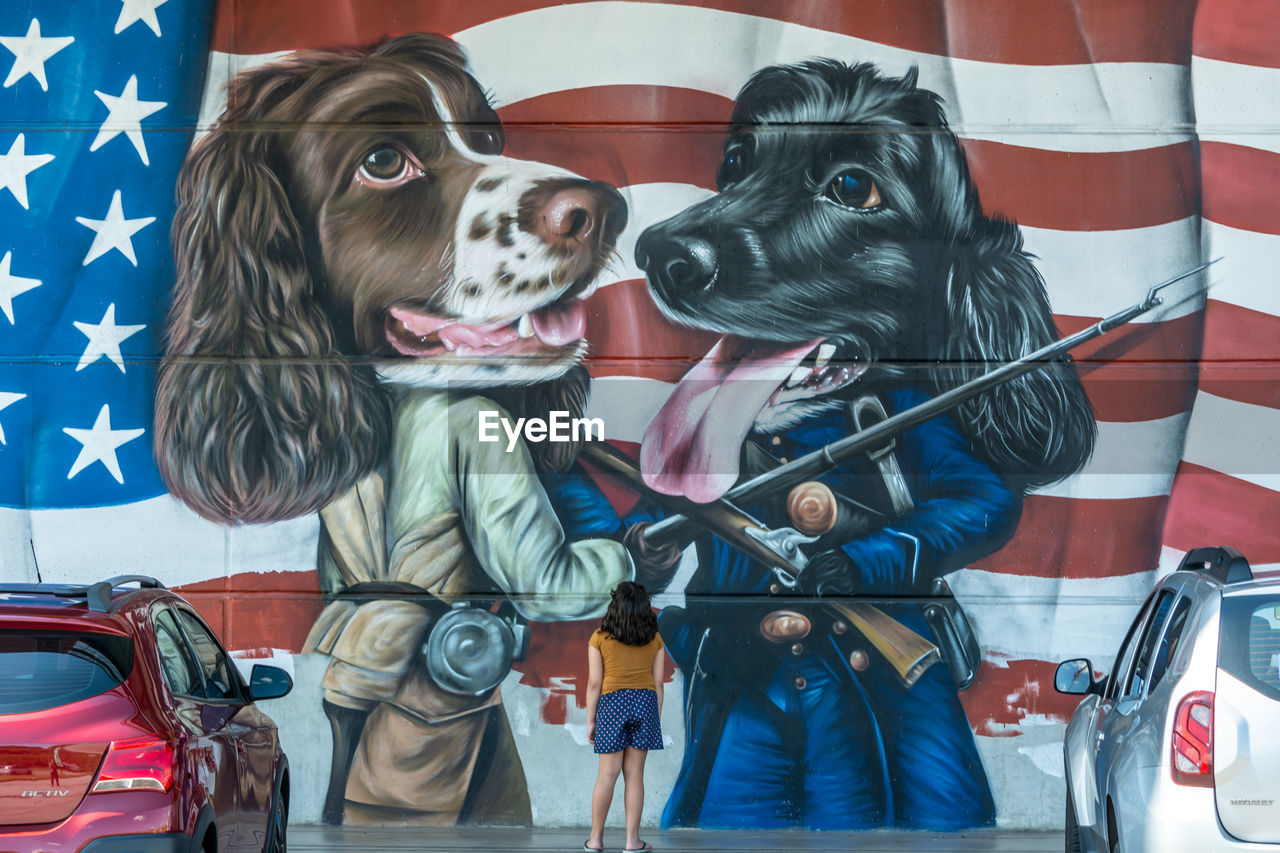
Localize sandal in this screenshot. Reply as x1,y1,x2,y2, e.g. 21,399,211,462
584,843,604,852
625,844,652,852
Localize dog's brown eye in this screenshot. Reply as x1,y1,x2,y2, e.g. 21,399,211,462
468,128,504,155
357,147,424,188
824,170,882,210
716,148,752,189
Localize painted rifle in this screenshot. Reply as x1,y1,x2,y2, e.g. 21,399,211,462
640,260,1219,554
578,440,942,686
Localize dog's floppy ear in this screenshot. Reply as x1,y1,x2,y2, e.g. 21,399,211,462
155,59,389,524
934,219,1096,490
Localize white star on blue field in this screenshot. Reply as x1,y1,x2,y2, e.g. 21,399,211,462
0,0,214,507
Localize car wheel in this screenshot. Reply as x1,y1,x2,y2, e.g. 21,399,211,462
264,785,287,853
1106,800,1122,853
1065,787,1082,853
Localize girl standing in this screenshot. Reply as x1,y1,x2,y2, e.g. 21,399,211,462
585,581,665,852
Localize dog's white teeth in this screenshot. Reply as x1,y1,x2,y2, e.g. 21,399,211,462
815,343,836,369
786,366,811,388
517,314,535,338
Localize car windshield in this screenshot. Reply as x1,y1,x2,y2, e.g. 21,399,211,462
0,630,134,715
1219,595,1280,702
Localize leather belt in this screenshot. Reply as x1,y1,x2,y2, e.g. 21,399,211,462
759,609,811,642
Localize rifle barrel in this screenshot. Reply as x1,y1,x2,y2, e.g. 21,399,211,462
643,260,1218,547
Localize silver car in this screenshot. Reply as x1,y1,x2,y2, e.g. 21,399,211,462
1055,546,1280,852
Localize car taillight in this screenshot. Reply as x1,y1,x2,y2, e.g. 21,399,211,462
1171,691,1214,788
92,735,174,793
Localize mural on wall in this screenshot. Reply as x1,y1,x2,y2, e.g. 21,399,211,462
625,60,1098,829
152,34,683,826
2,0,1276,834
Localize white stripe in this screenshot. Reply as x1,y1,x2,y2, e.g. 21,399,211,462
1192,56,1280,156
948,567,1157,664
201,9,1190,153
585,376,674,441
1202,222,1280,317
456,2,1191,151
602,184,1205,322
1180,391,1280,492
1032,413,1188,500
1022,219,1205,322
603,183,716,286
589,376,1186,500
0,497,319,588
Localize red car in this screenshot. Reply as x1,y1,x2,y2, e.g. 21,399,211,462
0,576,291,853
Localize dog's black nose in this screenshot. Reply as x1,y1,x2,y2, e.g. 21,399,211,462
635,229,718,294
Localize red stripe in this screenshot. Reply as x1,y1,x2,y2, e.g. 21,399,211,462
585,280,721,381
961,657,1084,737
175,572,324,653
971,495,1166,579
1201,142,1280,236
1062,312,1203,423
499,87,730,189
1197,301,1280,410
212,0,1197,66
961,140,1199,231
498,84,733,126
1193,0,1280,70
1163,463,1280,563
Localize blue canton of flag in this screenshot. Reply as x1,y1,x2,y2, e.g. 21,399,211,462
0,0,213,508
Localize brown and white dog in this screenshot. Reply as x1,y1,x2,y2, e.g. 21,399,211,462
153,34,637,826
155,33,626,523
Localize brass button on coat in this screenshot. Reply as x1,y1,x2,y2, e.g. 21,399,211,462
793,676,807,690
848,649,870,671
790,643,804,655
759,610,811,642
832,620,848,635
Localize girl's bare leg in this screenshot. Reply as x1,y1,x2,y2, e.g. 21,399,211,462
622,747,649,849
588,750,624,850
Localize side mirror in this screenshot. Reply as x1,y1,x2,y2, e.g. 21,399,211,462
248,664,293,701
1054,658,1098,695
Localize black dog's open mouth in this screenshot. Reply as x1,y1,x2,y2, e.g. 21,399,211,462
640,334,867,503
768,340,865,408
383,296,587,360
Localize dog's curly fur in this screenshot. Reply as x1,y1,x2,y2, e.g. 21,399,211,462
156,35,621,523
637,60,1096,488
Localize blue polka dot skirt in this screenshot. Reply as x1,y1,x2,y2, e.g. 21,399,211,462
593,688,663,754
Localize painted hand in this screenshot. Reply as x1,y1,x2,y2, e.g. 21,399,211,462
624,522,683,591
799,548,860,597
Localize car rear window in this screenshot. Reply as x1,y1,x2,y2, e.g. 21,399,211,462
0,630,134,714
1220,596,1280,702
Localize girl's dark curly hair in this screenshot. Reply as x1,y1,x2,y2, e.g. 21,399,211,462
599,582,658,646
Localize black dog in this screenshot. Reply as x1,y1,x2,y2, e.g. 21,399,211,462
632,61,1096,829
636,60,1095,498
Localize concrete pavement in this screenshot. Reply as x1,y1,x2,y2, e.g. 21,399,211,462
288,825,1064,851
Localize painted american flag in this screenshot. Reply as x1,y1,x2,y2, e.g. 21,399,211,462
1,0,1276,827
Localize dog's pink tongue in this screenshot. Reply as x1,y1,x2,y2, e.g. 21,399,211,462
531,299,586,346
641,335,822,503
